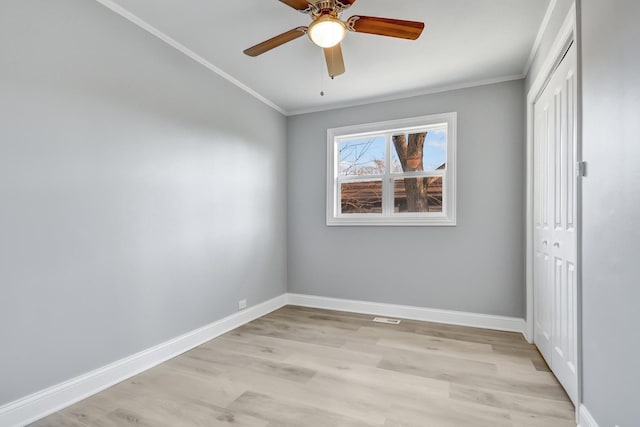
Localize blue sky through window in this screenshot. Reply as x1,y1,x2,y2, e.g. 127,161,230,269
339,129,446,175
338,136,386,176
401,129,447,172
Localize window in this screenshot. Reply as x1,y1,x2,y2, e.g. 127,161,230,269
327,113,456,226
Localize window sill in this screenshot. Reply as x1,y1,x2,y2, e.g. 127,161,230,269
326,215,457,226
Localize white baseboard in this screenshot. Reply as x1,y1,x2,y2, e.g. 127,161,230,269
287,293,527,336
1,292,530,427
578,404,600,427
0,294,287,427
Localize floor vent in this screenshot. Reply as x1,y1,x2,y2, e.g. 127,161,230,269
372,317,401,325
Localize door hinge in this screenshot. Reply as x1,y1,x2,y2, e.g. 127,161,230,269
576,161,587,177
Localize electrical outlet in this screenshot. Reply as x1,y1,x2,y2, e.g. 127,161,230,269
238,299,247,310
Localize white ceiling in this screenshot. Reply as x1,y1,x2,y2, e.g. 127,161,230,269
101,0,552,115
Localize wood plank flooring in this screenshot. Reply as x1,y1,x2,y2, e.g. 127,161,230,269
29,306,576,427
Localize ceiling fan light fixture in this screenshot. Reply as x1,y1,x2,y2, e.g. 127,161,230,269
308,15,346,48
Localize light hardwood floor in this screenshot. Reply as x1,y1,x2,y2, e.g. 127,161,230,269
30,306,576,427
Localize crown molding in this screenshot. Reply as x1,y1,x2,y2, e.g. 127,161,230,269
95,1,538,117
523,0,558,75
94,0,288,116
287,74,525,116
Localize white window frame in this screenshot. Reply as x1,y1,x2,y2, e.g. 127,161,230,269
326,113,457,226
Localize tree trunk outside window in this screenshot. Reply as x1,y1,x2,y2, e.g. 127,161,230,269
392,132,429,212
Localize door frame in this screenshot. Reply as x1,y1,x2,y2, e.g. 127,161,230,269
525,1,581,406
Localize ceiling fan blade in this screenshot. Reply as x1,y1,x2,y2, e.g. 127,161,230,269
243,27,307,57
324,43,345,78
347,16,425,40
279,0,314,13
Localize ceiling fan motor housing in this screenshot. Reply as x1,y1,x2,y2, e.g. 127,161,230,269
313,1,338,15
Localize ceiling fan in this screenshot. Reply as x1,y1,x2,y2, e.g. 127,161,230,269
243,0,425,78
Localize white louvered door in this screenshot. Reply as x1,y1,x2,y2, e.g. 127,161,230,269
533,42,578,405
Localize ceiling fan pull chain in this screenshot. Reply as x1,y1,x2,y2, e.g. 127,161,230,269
320,50,325,96
330,46,335,80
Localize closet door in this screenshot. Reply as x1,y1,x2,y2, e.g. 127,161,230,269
533,42,578,404
533,86,553,363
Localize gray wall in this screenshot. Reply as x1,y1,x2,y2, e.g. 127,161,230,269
526,0,575,93
580,0,640,424
287,80,526,318
0,0,287,405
